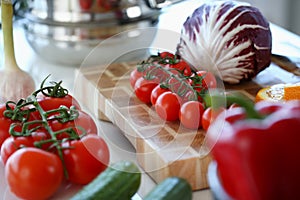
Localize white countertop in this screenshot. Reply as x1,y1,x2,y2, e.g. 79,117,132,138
1,0,300,199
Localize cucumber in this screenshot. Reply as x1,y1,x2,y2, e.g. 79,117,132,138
144,177,192,200
70,161,141,200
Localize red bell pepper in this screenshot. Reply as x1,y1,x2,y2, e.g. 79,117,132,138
205,93,300,200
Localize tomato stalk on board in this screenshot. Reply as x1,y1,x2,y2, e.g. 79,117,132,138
132,52,217,104
205,92,300,200
130,51,219,126
135,62,198,102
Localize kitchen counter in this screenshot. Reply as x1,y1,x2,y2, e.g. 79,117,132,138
0,0,300,199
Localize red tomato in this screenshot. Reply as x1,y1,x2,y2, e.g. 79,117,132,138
5,147,64,200
159,51,175,59
0,118,13,148
134,77,159,104
155,92,181,121
202,107,225,131
196,71,217,89
0,104,19,148
80,0,94,10
167,76,189,96
150,67,169,83
171,60,192,76
97,0,112,10
62,134,110,184
130,68,143,88
150,85,169,105
181,89,199,103
1,136,33,165
49,110,97,139
30,131,52,150
179,101,205,129
1,131,51,165
37,93,81,112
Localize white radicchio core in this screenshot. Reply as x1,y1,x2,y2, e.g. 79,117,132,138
177,1,272,84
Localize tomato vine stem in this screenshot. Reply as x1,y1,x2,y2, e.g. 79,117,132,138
3,76,87,179
138,61,199,101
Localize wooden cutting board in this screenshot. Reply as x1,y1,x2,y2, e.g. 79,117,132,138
74,60,300,191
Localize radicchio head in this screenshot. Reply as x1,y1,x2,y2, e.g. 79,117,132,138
177,1,272,84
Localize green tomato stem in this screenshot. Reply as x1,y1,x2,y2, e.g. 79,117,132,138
145,63,198,100
28,95,69,179
204,90,264,119
32,75,68,97
4,76,83,180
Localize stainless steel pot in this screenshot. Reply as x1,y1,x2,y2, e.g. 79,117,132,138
15,0,183,66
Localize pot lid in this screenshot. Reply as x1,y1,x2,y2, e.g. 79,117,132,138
15,0,181,26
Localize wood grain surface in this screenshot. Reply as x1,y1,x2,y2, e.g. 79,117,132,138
74,60,300,190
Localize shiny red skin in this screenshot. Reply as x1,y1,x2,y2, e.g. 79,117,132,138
206,100,300,200
5,147,64,200
62,134,110,184
155,92,181,121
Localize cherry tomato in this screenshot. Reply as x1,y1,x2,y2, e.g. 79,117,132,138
179,101,205,129
1,131,51,165
196,71,217,89
150,67,169,83
171,60,192,76
134,77,159,104
62,134,110,184
130,68,144,88
155,92,181,121
0,104,21,148
167,76,189,96
1,136,33,165
150,85,169,105
5,147,64,200
49,110,98,139
202,107,225,131
181,88,199,103
80,0,94,10
0,108,13,148
37,93,81,112
97,0,112,10
30,131,52,150
159,51,175,59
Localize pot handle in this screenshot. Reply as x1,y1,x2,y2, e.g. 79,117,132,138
145,0,183,9
11,0,28,19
